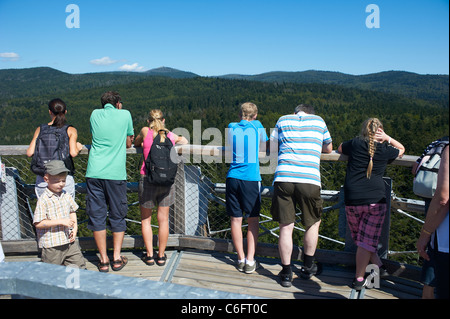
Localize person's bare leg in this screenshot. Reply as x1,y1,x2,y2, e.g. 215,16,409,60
303,220,321,257
157,206,170,261
112,231,125,261
246,217,259,262
231,217,245,261
355,246,372,279
93,229,108,270
140,206,154,257
279,223,294,266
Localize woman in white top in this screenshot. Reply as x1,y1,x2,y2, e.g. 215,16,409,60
416,144,449,299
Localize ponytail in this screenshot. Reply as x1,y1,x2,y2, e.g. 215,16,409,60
148,109,169,142
48,98,67,128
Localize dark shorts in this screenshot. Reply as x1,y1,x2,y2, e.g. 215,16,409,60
86,178,128,232
138,176,175,209
271,182,322,229
226,178,261,218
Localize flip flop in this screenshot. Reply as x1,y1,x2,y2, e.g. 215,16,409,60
111,256,128,271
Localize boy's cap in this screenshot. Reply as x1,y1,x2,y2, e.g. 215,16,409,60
45,160,69,175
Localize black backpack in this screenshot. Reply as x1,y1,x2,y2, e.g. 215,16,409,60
30,124,75,176
144,130,178,186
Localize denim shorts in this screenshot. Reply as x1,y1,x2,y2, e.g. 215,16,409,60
226,178,261,218
86,178,128,232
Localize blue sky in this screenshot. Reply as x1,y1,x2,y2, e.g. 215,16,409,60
0,0,448,76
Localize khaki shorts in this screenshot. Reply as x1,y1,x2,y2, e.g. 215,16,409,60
139,176,175,209
271,182,323,229
41,242,86,269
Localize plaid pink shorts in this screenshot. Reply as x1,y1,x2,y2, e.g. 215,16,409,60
345,203,387,253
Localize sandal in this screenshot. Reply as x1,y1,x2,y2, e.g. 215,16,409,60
111,256,128,271
97,260,109,272
156,253,167,266
141,252,155,266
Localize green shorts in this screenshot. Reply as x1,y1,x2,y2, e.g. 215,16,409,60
270,182,323,229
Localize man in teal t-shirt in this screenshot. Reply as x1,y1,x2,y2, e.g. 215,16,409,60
85,91,134,272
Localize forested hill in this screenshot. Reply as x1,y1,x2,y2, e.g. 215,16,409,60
0,67,448,105
0,67,448,157
0,67,199,100
219,70,449,104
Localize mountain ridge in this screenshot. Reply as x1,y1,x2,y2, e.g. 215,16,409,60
0,66,448,103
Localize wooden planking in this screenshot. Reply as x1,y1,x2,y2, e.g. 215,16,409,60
4,248,421,299
167,250,403,299
82,250,170,282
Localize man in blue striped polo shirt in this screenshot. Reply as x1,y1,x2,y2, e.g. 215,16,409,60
270,104,332,287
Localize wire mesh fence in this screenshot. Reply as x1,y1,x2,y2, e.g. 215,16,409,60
0,147,423,260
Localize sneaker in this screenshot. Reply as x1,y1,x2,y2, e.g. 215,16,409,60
299,262,323,279
279,270,293,287
352,277,367,291
244,261,259,274
236,260,245,272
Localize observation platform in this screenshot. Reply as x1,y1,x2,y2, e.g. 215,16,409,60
0,144,426,300
2,235,423,299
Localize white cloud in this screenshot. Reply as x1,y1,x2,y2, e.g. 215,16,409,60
118,63,145,72
90,56,118,65
0,52,20,61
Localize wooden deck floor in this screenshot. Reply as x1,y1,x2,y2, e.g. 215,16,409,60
4,248,422,299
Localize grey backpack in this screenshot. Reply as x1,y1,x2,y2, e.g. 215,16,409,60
413,139,449,198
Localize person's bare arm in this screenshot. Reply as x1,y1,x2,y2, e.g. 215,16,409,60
322,142,333,154
26,127,41,157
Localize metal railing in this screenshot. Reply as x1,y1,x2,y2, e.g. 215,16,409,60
0,145,424,259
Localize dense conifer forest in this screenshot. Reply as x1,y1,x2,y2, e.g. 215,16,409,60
0,67,448,153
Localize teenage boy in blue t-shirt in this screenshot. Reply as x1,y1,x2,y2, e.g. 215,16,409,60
226,102,268,274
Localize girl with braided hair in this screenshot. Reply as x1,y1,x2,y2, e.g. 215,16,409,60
338,118,405,290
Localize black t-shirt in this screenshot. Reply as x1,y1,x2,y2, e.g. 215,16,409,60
341,137,399,206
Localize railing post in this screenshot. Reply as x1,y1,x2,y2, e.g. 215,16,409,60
378,177,392,259
170,158,186,235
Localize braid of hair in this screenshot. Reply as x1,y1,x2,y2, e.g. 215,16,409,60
366,119,377,179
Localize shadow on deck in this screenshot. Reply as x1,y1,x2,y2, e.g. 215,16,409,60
1,235,423,300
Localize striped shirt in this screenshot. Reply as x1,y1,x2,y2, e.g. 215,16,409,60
271,112,332,186
33,188,79,248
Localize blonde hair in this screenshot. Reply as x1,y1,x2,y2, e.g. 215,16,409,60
360,118,383,179
240,102,258,120
148,109,169,142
